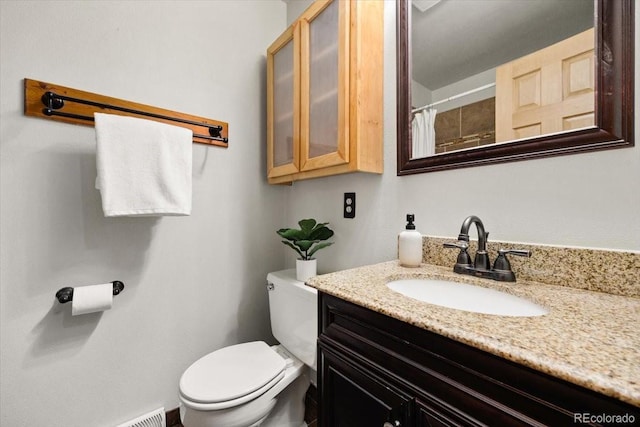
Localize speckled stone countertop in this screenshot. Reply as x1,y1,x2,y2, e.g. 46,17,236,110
307,260,640,407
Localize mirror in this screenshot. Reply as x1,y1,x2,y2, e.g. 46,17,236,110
397,0,634,175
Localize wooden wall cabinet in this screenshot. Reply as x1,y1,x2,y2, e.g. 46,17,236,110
318,292,639,426
266,0,383,185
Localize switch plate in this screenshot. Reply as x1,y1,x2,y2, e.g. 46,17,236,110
344,192,356,218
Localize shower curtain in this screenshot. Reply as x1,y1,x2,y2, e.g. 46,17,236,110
411,108,436,159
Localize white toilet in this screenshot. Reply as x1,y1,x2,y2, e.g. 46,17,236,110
179,270,318,427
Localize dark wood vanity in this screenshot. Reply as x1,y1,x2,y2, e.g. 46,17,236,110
317,292,640,426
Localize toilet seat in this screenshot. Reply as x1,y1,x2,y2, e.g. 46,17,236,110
179,341,286,410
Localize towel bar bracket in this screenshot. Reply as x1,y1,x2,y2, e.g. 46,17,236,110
42,92,64,111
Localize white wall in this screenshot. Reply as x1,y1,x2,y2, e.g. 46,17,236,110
285,0,314,26
411,79,432,112
0,1,287,426
284,0,640,275
431,68,495,112
413,68,495,114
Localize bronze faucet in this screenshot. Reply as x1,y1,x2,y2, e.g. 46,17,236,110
444,215,531,282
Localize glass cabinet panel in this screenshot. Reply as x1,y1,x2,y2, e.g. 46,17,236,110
300,0,349,171
267,26,299,178
309,0,338,158
273,40,295,166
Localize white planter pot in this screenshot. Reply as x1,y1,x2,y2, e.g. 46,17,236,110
296,259,317,282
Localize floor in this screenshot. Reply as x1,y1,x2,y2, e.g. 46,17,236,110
166,384,318,427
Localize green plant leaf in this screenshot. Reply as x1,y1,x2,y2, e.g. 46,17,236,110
309,226,334,241
276,228,305,241
295,239,319,252
298,219,317,235
308,241,333,258
281,240,305,259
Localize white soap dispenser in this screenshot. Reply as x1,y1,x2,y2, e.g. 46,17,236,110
399,214,422,267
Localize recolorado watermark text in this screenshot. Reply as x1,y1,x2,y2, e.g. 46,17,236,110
574,412,636,424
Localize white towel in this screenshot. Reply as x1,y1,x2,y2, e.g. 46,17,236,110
94,113,193,217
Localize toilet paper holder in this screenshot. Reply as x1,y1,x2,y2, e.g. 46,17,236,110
55,281,125,304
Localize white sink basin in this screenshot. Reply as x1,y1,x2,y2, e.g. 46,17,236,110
387,279,548,317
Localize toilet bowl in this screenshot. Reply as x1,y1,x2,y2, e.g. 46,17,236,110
179,270,317,427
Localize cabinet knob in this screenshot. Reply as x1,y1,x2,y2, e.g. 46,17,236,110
383,421,400,427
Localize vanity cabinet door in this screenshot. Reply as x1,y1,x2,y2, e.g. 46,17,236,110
267,25,300,179
319,343,413,427
416,400,479,427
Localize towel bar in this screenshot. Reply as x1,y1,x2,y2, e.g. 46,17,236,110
55,281,125,304
24,78,229,147
41,91,226,142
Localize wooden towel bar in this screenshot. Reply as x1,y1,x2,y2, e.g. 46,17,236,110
24,78,229,147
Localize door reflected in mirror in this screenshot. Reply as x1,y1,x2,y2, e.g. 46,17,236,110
410,0,594,159
397,0,634,175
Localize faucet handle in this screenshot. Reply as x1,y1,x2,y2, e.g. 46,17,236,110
492,249,531,282
499,249,531,258
443,241,469,250
443,241,472,269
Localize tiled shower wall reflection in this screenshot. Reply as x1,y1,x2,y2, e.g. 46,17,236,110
435,97,495,153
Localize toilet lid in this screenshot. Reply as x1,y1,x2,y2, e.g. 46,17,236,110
179,341,286,404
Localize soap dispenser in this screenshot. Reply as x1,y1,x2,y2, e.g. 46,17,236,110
399,214,422,267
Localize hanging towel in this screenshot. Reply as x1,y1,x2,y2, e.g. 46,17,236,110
94,113,193,217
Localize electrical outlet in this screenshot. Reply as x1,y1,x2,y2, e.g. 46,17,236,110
344,192,356,218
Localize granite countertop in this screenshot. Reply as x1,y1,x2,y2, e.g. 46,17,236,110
307,260,640,407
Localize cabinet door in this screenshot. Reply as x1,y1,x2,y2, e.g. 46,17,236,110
267,25,300,179
416,399,485,427
299,0,350,171
319,345,413,427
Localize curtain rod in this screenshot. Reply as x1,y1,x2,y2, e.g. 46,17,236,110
412,83,496,114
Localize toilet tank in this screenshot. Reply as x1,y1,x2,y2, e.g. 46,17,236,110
267,270,318,369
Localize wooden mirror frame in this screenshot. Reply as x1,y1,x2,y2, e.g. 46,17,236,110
397,0,634,175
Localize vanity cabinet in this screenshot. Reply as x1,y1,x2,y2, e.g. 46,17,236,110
266,0,383,184
318,292,640,427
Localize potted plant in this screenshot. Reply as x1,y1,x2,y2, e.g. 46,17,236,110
277,218,334,281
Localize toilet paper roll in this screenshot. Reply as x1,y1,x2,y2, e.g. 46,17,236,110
71,283,113,316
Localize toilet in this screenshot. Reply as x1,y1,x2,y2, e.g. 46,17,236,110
179,270,317,427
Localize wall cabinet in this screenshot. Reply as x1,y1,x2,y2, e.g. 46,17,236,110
318,292,640,426
266,0,383,184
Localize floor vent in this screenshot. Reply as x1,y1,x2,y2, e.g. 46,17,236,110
116,407,165,427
